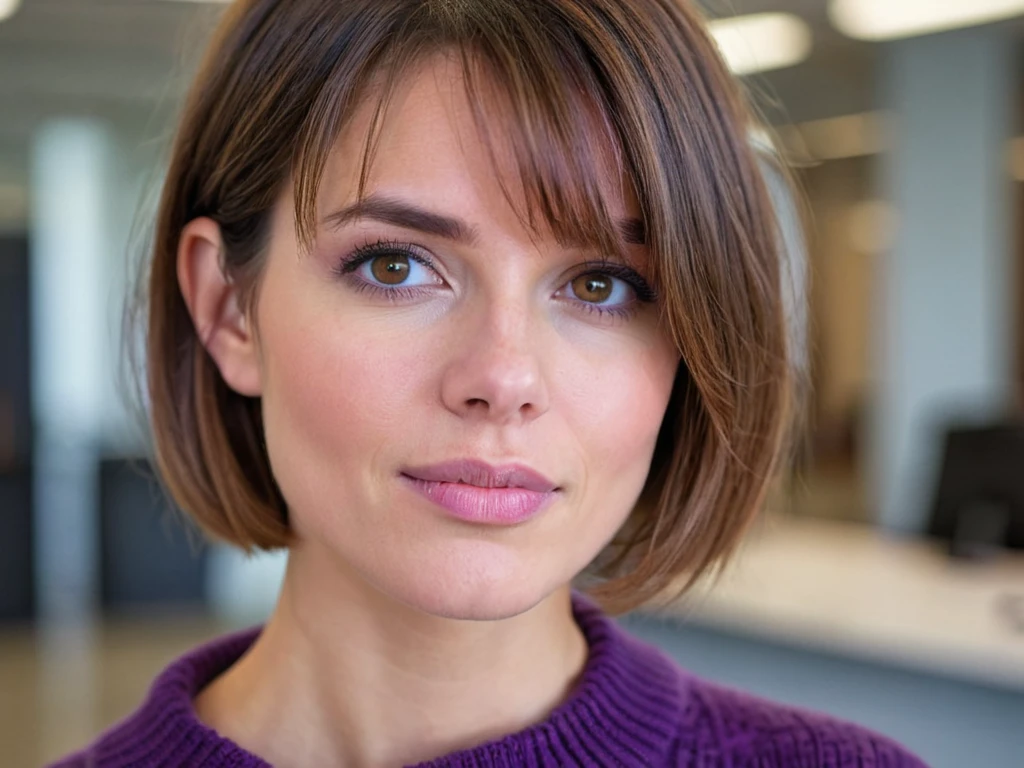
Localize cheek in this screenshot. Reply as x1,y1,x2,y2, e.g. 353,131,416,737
554,331,679,542
565,336,678,476
282,335,423,441
255,290,437,509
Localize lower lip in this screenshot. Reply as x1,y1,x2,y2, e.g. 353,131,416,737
400,475,557,525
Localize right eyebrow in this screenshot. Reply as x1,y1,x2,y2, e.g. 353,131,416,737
322,194,480,246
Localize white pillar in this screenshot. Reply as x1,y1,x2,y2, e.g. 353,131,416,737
206,546,288,625
30,119,113,623
869,28,1016,533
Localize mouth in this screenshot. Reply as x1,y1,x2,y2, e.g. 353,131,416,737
400,459,559,493
399,459,560,525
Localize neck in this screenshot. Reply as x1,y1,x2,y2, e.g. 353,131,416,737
194,544,589,768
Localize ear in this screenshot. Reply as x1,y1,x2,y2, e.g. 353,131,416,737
177,217,263,397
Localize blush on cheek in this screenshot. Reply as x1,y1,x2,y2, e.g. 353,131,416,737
563,351,675,537
261,308,438,511
271,345,391,465
598,352,674,454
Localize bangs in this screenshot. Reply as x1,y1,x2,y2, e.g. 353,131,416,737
289,4,640,269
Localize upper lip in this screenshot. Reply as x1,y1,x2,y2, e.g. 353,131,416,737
401,459,558,493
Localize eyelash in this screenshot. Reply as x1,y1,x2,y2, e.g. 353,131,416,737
332,238,658,319
332,238,438,303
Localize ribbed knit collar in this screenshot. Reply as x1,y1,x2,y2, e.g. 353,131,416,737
129,592,686,767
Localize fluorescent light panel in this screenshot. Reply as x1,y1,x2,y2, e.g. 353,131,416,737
0,0,21,22
708,13,813,76
790,112,889,161
830,0,1024,41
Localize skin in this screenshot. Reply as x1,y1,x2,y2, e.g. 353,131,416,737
178,54,680,767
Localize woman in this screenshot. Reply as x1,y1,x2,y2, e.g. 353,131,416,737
54,0,927,766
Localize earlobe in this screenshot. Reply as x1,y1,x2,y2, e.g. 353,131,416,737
177,217,263,397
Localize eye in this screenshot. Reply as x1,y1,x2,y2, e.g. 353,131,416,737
568,272,633,306
369,253,411,284
357,251,439,288
556,262,657,319
333,239,445,298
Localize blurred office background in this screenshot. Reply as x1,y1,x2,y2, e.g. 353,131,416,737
1,0,1023,766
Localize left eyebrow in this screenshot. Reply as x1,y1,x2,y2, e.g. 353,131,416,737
321,193,647,247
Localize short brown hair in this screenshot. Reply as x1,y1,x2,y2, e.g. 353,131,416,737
138,0,802,615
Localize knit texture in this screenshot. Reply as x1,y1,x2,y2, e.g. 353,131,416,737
50,593,929,767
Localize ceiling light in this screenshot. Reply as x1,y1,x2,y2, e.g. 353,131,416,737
780,111,890,161
830,0,1024,41
0,0,21,22
708,13,813,76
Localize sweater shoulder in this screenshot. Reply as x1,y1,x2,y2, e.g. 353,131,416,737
44,709,269,768
672,674,931,768
44,704,162,767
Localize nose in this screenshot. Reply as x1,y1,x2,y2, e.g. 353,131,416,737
439,298,550,425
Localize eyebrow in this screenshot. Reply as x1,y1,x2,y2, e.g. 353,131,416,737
323,195,479,244
321,193,647,247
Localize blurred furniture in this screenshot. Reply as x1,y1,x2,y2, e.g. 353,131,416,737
928,421,1024,557
0,235,32,465
629,515,1024,767
99,457,208,612
0,462,33,621
0,235,33,622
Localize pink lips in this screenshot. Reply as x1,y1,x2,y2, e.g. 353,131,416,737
400,459,559,525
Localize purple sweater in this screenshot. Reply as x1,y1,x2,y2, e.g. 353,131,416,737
51,594,928,767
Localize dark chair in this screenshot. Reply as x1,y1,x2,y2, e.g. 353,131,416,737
928,421,1024,559
99,457,208,612
0,462,33,621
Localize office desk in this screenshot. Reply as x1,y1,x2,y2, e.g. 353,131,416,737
656,516,1024,691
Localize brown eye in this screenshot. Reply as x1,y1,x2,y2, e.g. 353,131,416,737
370,254,411,285
571,273,613,303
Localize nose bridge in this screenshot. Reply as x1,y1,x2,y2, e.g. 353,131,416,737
482,291,532,355
441,283,549,423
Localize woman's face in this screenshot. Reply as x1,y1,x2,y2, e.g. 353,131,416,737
252,57,680,620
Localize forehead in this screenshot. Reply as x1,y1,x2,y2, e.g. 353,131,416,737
314,52,640,246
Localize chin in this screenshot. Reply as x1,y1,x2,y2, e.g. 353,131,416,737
383,554,560,622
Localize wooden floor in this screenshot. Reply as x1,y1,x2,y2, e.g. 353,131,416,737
0,613,235,768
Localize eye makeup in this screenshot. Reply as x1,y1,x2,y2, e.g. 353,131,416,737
331,237,658,320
